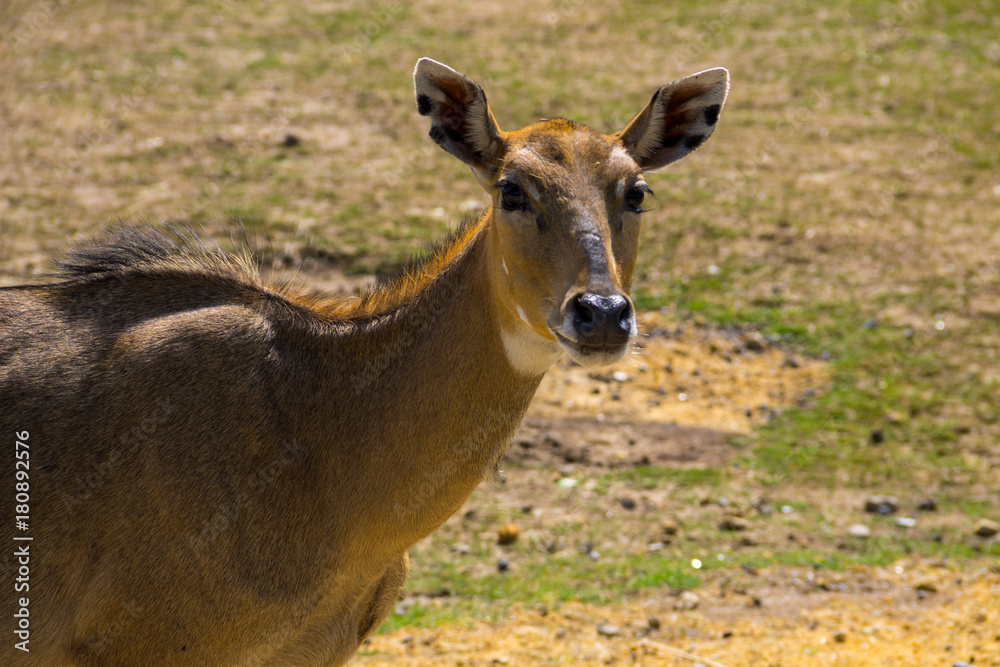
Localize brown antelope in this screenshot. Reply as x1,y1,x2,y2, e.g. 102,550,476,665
0,59,727,665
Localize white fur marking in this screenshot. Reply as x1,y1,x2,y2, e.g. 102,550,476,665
515,303,530,326
500,326,561,377
502,258,509,275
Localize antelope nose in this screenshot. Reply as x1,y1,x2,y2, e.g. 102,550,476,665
572,293,634,346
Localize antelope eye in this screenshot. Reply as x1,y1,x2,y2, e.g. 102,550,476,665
625,185,648,213
499,181,526,211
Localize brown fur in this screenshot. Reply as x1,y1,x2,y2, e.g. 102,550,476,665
0,59,727,665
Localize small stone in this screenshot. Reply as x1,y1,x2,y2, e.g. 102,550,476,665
719,515,749,531
833,630,847,643
497,523,520,545
647,615,661,630
896,517,916,528
864,496,899,515
743,332,766,352
620,497,637,510
497,558,509,572
537,604,548,617
953,662,974,667
870,428,884,444
915,581,937,594
972,518,999,538
554,628,567,639
281,133,301,147
674,591,700,611
612,371,628,382
661,519,680,536
847,523,871,538
916,497,938,511
596,623,621,637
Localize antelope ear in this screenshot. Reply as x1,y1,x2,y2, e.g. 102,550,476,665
614,68,730,171
414,58,504,178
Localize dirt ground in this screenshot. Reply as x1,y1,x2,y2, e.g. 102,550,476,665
2,1,997,664
355,314,999,666
357,564,1000,666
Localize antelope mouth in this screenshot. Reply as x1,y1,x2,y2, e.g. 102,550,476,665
553,330,631,367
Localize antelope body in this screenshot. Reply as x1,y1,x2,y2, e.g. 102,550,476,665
0,59,727,665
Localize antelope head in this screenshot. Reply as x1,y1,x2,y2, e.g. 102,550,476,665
414,58,729,373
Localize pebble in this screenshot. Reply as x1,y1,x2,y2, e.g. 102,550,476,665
620,497,637,510
848,523,871,538
953,662,974,667
497,558,509,572
674,591,700,611
497,523,520,545
719,515,749,532
647,615,661,630
833,630,847,643
896,517,916,528
662,519,680,536
864,496,899,515
743,332,767,352
972,518,999,538
916,497,938,511
596,623,621,637
612,371,628,382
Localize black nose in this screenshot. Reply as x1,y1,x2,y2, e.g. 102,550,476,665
572,293,634,347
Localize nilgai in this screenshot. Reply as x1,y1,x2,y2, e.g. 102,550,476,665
1,58,728,665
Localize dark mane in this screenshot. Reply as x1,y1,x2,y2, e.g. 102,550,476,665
54,225,259,286
51,218,488,321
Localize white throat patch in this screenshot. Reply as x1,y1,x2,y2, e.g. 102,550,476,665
500,324,561,377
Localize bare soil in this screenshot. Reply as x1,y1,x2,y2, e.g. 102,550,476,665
357,563,1000,666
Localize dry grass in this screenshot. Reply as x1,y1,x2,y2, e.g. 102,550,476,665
2,0,999,663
